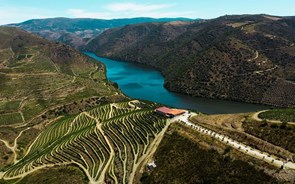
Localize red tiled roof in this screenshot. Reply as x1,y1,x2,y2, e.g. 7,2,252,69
156,107,172,114
168,109,185,115
156,107,185,115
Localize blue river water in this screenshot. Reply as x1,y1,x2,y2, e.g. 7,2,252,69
85,52,270,114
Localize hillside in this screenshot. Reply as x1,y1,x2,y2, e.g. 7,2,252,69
7,17,193,48
1,18,294,183
1,101,168,184
85,14,295,108
140,124,279,184
137,111,295,183
0,26,123,125
0,26,123,180
0,27,171,184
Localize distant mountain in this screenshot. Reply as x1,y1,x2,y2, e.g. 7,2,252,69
85,14,295,108
7,17,194,48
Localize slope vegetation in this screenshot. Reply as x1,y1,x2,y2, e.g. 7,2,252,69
1,101,167,184
0,27,121,125
0,27,170,184
0,27,124,176
8,17,192,48
86,14,295,107
140,124,278,184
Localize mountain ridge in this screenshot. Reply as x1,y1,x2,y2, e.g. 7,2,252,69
6,17,195,48
0,16,295,183
85,14,295,108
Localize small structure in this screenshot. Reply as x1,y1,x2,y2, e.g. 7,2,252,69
147,160,157,170
155,106,185,118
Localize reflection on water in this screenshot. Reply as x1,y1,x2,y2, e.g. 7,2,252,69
85,52,270,114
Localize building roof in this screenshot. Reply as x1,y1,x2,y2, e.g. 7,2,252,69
168,109,186,115
156,107,185,116
156,107,172,114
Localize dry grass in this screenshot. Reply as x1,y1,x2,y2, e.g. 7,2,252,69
192,113,246,131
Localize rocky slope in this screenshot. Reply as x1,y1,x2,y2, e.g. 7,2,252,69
7,17,192,48
85,14,295,107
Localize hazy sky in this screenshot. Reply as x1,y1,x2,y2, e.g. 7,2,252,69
0,0,294,24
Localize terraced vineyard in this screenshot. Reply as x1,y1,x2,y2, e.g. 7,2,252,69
0,101,167,184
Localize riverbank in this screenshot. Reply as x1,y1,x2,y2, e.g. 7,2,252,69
85,52,270,114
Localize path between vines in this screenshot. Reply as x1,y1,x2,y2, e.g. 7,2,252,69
129,120,171,184
4,106,295,182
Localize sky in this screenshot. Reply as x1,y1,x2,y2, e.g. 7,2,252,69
0,0,294,25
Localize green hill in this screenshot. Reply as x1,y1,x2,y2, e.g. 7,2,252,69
0,27,170,184
0,17,293,183
0,27,125,175
1,101,167,184
85,14,295,108
0,27,123,125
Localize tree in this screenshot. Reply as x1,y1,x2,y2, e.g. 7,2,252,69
280,121,288,129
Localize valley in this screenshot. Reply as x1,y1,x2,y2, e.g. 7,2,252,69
0,13,294,184
85,52,269,114
85,14,295,108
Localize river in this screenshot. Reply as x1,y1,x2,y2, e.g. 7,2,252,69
85,52,269,114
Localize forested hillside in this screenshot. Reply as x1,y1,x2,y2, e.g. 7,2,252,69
86,15,295,107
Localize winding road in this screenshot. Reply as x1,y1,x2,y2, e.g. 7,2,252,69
252,110,295,125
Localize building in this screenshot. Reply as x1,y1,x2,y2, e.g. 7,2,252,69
147,160,157,170
155,106,185,118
